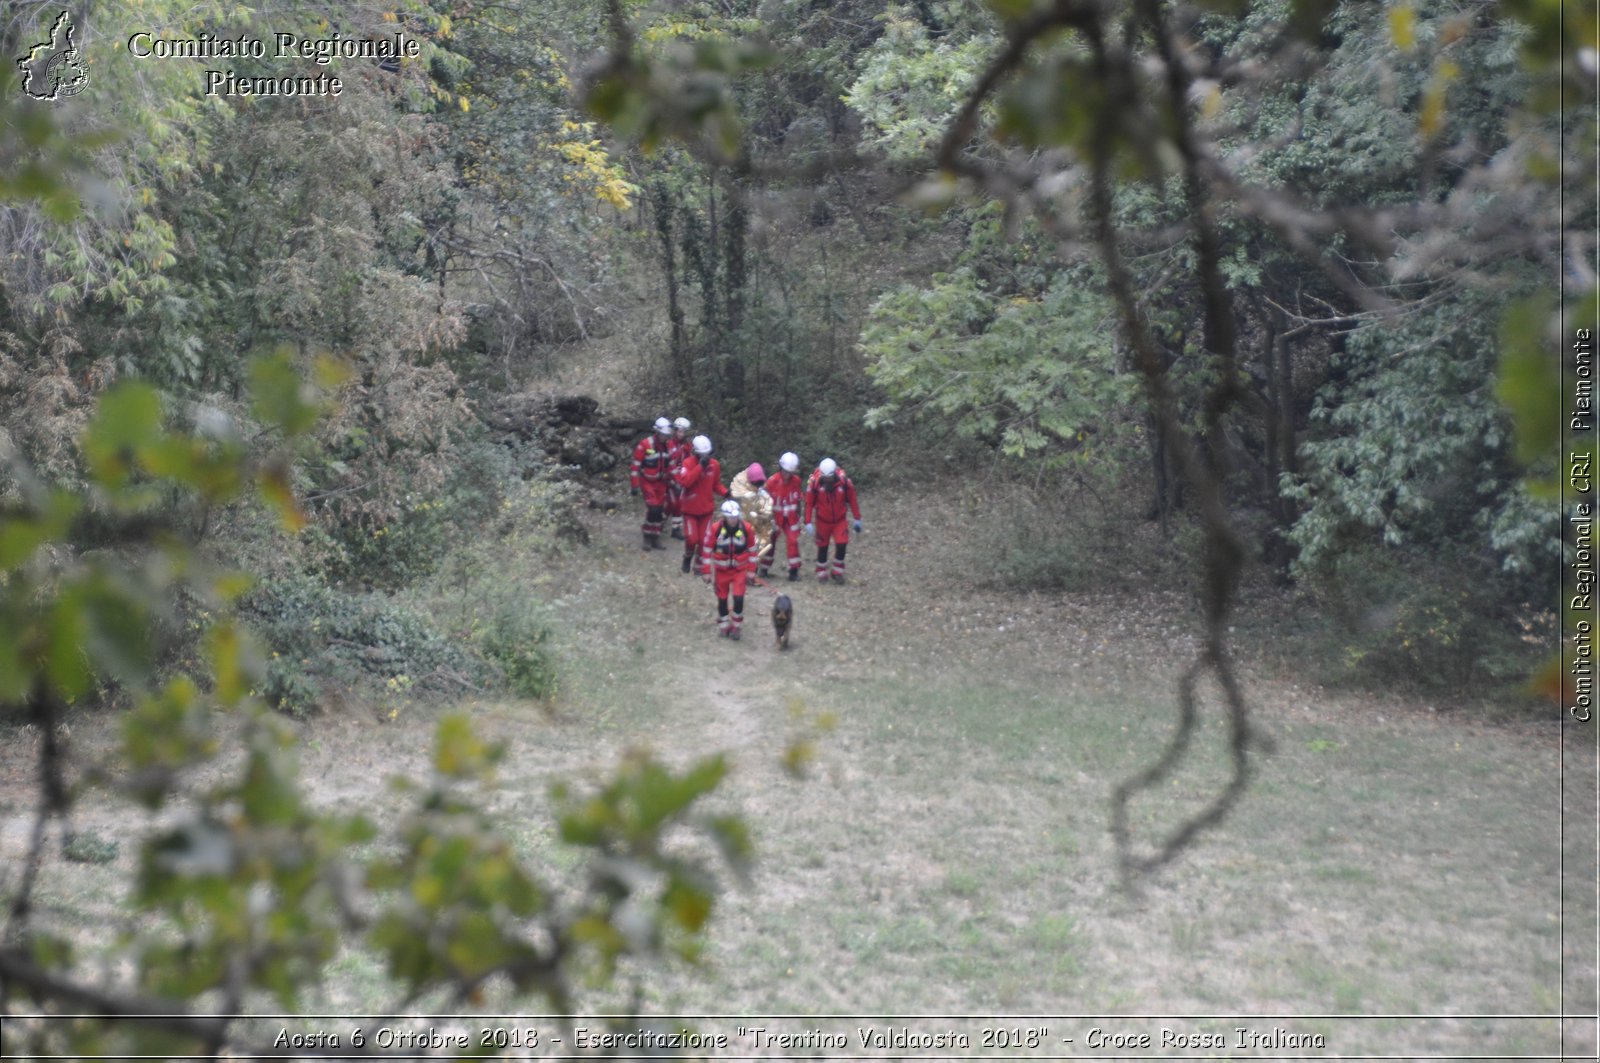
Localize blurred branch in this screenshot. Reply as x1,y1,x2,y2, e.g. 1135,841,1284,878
0,948,232,1046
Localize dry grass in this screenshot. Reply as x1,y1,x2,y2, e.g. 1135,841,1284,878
0,485,1590,1059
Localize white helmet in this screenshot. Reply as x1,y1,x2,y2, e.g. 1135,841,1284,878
817,458,838,476
693,435,712,455
653,416,672,434
673,416,691,432
779,452,799,473
720,499,741,519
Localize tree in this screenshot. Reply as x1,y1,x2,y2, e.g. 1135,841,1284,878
861,254,1137,461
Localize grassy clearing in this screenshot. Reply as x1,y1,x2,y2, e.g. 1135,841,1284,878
0,487,1587,1059
500,493,1579,1056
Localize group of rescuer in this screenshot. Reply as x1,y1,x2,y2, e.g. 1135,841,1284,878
629,416,863,641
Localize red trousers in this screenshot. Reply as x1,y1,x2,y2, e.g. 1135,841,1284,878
772,521,802,569
640,479,668,507
683,513,712,566
815,518,850,548
713,567,749,600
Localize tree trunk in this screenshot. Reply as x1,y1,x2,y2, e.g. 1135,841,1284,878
1260,307,1293,577
649,181,688,391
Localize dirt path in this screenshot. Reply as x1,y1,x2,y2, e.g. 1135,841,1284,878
552,479,1281,749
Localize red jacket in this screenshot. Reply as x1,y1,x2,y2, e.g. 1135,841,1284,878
765,471,804,529
701,518,758,572
665,437,692,497
805,468,860,526
668,436,692,469
630,433,674,489
673,454,726,516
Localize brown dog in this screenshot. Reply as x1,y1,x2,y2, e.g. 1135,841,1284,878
772,594,792,650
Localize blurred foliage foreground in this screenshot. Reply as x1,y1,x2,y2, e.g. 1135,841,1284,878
0,361,750,1053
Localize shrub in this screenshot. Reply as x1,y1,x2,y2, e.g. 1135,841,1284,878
407,469,580,688
306,438,554,592
311,500,456,591
239,444,583,714
63,830,119,865
1297,542,1550,701
477,601,559,702
261,657,321,720
241,574,488,711
989,478,1172,593
995,526,1103,592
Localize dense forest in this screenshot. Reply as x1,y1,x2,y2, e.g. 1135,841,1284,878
0,0,1592,1054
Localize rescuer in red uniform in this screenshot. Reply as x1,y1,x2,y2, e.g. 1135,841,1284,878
701,498,758,639
804,457,862,583
629,416,675,550
666,415,692,539
673,434,727,575
764,451,805,582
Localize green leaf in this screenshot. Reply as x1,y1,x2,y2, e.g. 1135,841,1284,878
83,382,163,488
585,73,632,124
434,714,501,778
42,189,81,222
705,814,753,875
0,492,81,568
311,353,351,390
249,351,322,438
121,677,212,805
0,621,30,702
45,592,91,699
662,876,712,932
984,0,1038,20
1497,295,1561,465
28,931,74,969
240,747,300,827
212,571,255,604
80,572,153,688
142,437,244,501
205,622,251,704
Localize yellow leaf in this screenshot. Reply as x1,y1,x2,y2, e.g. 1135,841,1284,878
311,353,351,390
459,95,470,112
259,466,305,533
208,623,245,703
1531,656,1569,704
413,874,444,907
1418,59,1459,139
1389,4,1416,51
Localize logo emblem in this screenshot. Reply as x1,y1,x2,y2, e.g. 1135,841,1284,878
17,11,88,101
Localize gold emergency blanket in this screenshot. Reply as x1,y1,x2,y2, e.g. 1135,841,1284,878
728,470,775,554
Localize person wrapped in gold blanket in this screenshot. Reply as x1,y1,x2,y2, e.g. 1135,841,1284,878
728,462,777,578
